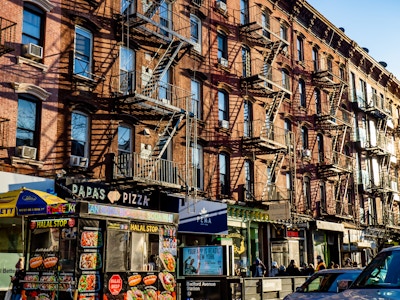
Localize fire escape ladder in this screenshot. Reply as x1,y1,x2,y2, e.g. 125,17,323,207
266,90,285,123
151,112,184,159
261,152,285,201
329,83,345,117
142,39,184,98
262,40,284,64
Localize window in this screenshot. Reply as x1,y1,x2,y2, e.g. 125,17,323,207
118,125,132,176
192,144,203,190
120,46,135,94
191,79,201,119
71,111,89,157
304,175,311,210
218,90,229,121
159,2,170,37
244,160,254,200
317,133,324,163
242,45,251,77
319,181,326,212
74,26,93,78
350,72,357,101
314,89,321,115
22,3,44,47
301,126,308,150
159,69,170,102
261,11,270,39
219,152,230,196
282,68,290,90
190,14,201,53
297,36,304,62
280,23,288,41
16,96,39,148
312,47,319,71
244,100,253,137
240,0,249,24
299,79,306,107
217,31,228,60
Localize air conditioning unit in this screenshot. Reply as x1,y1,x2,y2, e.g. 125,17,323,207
70,155,89,168
216,1,227,12
18,146,37,160
160,98,169,104
218,57,228,68
193,43,201,53
302,149,311,158
219,119,229,129
22,43,43,60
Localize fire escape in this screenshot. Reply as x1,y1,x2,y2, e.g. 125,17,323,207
238,4,293,207
312,58,355,219
113,0,196,192
0,17,16,148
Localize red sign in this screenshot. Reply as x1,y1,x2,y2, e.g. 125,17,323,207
108,274,123,295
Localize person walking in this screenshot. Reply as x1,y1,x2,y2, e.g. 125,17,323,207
286,259,302,276
251,257,266,277
269,261,279,277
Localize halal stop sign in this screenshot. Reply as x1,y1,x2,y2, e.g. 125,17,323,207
109,274,123,295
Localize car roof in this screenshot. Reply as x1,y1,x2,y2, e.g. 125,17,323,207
379,245,400,252
314,268,363,274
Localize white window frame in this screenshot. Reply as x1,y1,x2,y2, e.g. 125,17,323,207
190,14,201,54
120,46,135,94
71,111,89,158
74,26,93,79
191,79,201,119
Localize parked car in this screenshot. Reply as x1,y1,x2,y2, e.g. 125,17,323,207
323,246,400,299
283,268,362,300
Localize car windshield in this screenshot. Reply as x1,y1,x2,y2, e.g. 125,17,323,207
352,249,400,289
301,271,360,293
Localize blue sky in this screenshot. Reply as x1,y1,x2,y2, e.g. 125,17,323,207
307,0,400,79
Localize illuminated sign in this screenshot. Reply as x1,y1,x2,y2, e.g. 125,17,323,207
47,203,76,215
30,218,76,229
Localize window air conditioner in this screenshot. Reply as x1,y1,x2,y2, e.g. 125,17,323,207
302,149,311,158
18,146,37,160
70,155,89,168
216,1,227,12
22,43,43,60
218,57,228,68
219,119,229,129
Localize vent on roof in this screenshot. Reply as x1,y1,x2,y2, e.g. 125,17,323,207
362,47,369,53
379,61,388,68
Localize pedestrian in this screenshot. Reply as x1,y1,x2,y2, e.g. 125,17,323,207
11,258,25,300
344,257,352,268
269,261,279,277
316,255,326,271
303,263,315,276
278,265,288,276
251,257,265,277
286,259,301,276
329,261,335,269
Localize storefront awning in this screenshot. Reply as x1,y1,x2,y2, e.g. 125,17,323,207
316,220,345,232
0,188,69,217
179,199,228,235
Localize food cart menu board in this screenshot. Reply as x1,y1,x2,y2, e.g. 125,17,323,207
77,219,104,300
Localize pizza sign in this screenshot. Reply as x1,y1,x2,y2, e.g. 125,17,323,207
108,274,122,295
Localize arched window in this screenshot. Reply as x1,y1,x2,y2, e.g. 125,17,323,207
301,126,308,150
312,47,319,71
299,79,306,107
297,35,304,62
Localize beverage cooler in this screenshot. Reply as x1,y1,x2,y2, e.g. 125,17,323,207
21,203,178,300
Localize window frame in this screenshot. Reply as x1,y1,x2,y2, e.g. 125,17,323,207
190,14,201,53
244,159,254,200
297,36,304,62
119,46,135,95
192,144,204,191
299,79,306,108
218,90,229,121
71,111,90,158
22,3,44,47
74,26,93,79
242,45,251,77
301,126,309,150
217,31,228,60
16,95,40,149
191,79,202,119
219,152,230,196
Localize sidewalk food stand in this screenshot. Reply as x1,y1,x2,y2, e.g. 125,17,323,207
22,199,178,300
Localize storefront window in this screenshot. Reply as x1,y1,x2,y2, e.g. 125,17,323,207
105,227,129,272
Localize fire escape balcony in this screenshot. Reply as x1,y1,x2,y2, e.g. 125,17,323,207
312,58,345,89
315,106,353,131
365,174,398,194
239,121,288,155
238,5,289,53
365,131,392,156
365,94,392,119
0,17,16,56
115,69,192,117
317,151,354,178
241,58,292,98
115,152,184,190
119,1,192,48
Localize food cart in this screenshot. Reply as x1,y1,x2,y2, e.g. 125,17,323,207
22,201,178,300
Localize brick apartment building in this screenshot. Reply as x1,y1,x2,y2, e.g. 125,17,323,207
1,0,400,293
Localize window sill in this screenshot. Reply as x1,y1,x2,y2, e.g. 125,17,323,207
11,156,44,169
17,56,48,73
